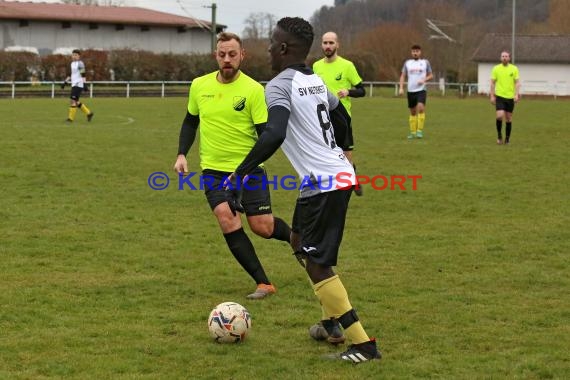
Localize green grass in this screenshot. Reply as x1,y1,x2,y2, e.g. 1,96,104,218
1,96,568,379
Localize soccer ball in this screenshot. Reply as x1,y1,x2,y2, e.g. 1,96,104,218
207,302,251,343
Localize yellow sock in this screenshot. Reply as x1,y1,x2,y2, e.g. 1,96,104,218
418,113,426,131
409,115,418,134
68,106,77,121
80,103,91,115
313,275,370,344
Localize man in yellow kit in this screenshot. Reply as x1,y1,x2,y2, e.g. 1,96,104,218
313,31,365,196
173,32,291,300
490,51,520,145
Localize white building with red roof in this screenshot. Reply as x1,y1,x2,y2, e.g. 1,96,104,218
0,0,223,55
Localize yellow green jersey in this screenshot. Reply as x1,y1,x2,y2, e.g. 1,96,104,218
188,71,267,172
313,56,362,116
491,63,519,99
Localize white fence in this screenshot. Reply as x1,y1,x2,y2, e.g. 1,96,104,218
0,80,566,99
476,81,569,97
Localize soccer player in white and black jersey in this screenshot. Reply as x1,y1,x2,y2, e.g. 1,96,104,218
399,45,433,139
229,17,381,364
64,49,94,123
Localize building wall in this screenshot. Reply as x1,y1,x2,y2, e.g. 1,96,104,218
478,63,570,96
0,20,212,55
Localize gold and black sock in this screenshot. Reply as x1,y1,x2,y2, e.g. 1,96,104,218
417,113,426,131
68,106,77,121
313,275,370,344
79,103,91,115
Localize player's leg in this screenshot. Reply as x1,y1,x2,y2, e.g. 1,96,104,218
204,170,274,299
292,195,344,341
504,100,515,144
301,190,381,362
495,97,506,144
303,191,369,345
407,92,418,139
75,88,94,121
416,91,427,138
67,87,80,122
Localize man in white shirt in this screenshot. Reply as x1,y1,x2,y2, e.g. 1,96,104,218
229,17,381,365
399,45,433,139
64,49,94,123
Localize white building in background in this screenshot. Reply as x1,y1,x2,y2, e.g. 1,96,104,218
472,34,570,96
0,0,224,55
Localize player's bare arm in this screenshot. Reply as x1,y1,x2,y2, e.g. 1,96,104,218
490,79,497,104
398,72,406,95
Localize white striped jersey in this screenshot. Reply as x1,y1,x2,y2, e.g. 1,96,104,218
265,67,356,198
401,59,432,93
70,60,86,88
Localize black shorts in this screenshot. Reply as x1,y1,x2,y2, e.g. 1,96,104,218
203,167,272,216
333,114,354,151
70,86,83,101
407,90,427,109
291,189,352,266
495,96,515,113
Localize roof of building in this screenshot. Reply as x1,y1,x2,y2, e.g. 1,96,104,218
472,34,570,63
0,0,220,29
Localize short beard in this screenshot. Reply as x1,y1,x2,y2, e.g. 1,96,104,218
324,48,336,58
219,65,240,81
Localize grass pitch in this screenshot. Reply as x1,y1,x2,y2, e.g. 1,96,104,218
1,96,568,379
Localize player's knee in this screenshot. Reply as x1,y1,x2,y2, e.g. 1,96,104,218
250,221,273,238
214,205,241,232
306,263,335,284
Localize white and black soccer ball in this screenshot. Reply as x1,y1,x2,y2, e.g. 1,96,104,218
207,302,251,343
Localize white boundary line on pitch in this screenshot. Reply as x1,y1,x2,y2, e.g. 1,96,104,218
116,116,135,125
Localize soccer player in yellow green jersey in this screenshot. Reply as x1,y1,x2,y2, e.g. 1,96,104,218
313,31,365,196
490,51,520,145
173,32,292,300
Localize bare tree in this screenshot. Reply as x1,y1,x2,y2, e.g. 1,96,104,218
354,22,423,80
242,12,276,40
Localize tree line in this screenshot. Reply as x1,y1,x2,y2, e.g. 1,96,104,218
306,0,568,82
3,0,567,83
243,0,568,82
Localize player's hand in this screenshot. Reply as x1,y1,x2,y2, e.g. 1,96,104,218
224,173,244,216
337,89,349,98
173,154,188,174
490,95,496,105
398,88,404,96
60,81,66,89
